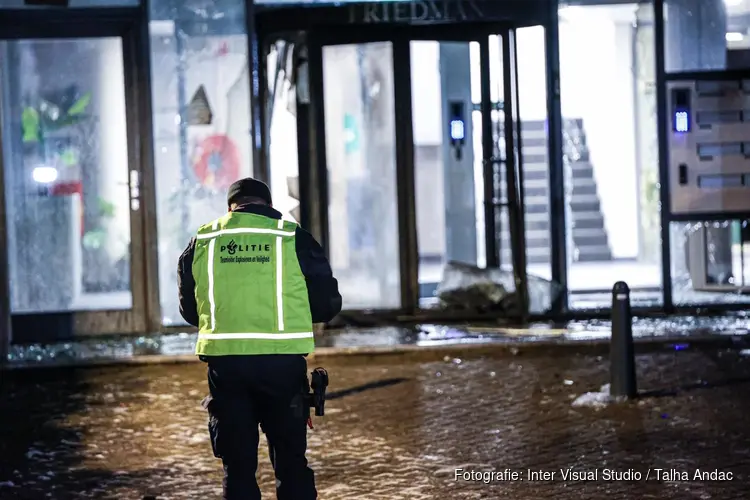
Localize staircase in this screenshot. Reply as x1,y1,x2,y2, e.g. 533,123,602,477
498,118,613,265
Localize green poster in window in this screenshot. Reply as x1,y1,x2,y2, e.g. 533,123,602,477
22,107,40,143
343,113,359,154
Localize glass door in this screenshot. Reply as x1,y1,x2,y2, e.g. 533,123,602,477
410,38,488,303
410,31,531,316
315,39,403,311
309,27,533,316
0,22,150,338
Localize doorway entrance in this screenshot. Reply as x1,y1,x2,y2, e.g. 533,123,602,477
258,3,555,318
0,13,154,341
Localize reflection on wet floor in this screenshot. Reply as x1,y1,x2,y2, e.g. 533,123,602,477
6,315,750,367
1,350,750,499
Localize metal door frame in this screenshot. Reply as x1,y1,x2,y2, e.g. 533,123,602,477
0,52,10,362
0,6,159,340
306,23,531,318
307,30,416,314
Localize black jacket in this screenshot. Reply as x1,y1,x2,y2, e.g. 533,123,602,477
177,204,342,327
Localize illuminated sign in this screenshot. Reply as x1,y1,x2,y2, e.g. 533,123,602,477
450,119,465,141
674,111,689,132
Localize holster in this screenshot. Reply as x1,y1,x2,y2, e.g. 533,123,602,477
202,395,222,458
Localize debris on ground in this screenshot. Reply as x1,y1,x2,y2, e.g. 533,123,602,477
434,261,563,314
571,383,628,409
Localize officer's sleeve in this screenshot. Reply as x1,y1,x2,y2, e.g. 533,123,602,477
294,227,343,323
177,237,200,327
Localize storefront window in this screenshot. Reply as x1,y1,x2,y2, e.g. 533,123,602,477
149,0,253,326
0,37,132,314
670,220,750,305
559,2,662,309
664,0,750,73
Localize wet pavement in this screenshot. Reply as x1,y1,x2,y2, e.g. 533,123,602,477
8,315,750,368
2,348,750,499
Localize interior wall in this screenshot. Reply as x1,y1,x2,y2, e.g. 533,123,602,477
558,9,640,259
411,42,445,259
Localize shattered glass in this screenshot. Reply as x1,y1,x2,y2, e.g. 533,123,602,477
148,0,254,326
5,315,750,367
1,38,132,316
434,261,563,314
670,221,750,306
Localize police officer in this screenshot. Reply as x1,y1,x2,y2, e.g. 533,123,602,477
177,177,342,500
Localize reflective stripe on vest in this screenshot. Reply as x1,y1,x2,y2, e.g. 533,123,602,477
192,213,314,356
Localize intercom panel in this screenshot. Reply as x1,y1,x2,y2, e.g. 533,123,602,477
667,79,750,215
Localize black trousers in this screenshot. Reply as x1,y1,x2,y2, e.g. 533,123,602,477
203,354,317,500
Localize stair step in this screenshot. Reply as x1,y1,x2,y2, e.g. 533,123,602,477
573,227,609,238
492,208,606,230
573,245,613,262
495,226,609,239
521,137,547,149
504,158,594,178
496,126,548,138
502,254,549,265
499,118,582,130
521,169,549,181
569,150,591,162
573,233,610,247
569,195,601,213
500,243,614,262
524,213,551,231
498,229,609,249
513,184,599,198
523,168,549,181
572,179,598,196
522,195,551,208
498,119,585,134
495,176,594,192
500,246,551,264
572,210,604,220
499,229,551,246
522,145,548,157
569,160,594,172
523,153,547,165
525,202,550,214
572,211,606,229
523,185,547,198
521,178,548,189
572,218,605,230
496,179,550,193
499,183,597,199
495,161,549,175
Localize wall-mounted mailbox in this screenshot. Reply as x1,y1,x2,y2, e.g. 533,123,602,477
667,79,750,215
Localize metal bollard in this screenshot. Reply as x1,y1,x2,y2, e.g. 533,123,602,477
610,281,637,398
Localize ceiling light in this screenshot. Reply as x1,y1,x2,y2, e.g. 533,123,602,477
724,0,742,6
726,32,744,42
32,166,58,184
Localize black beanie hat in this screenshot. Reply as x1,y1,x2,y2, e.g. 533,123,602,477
227,177,272,206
